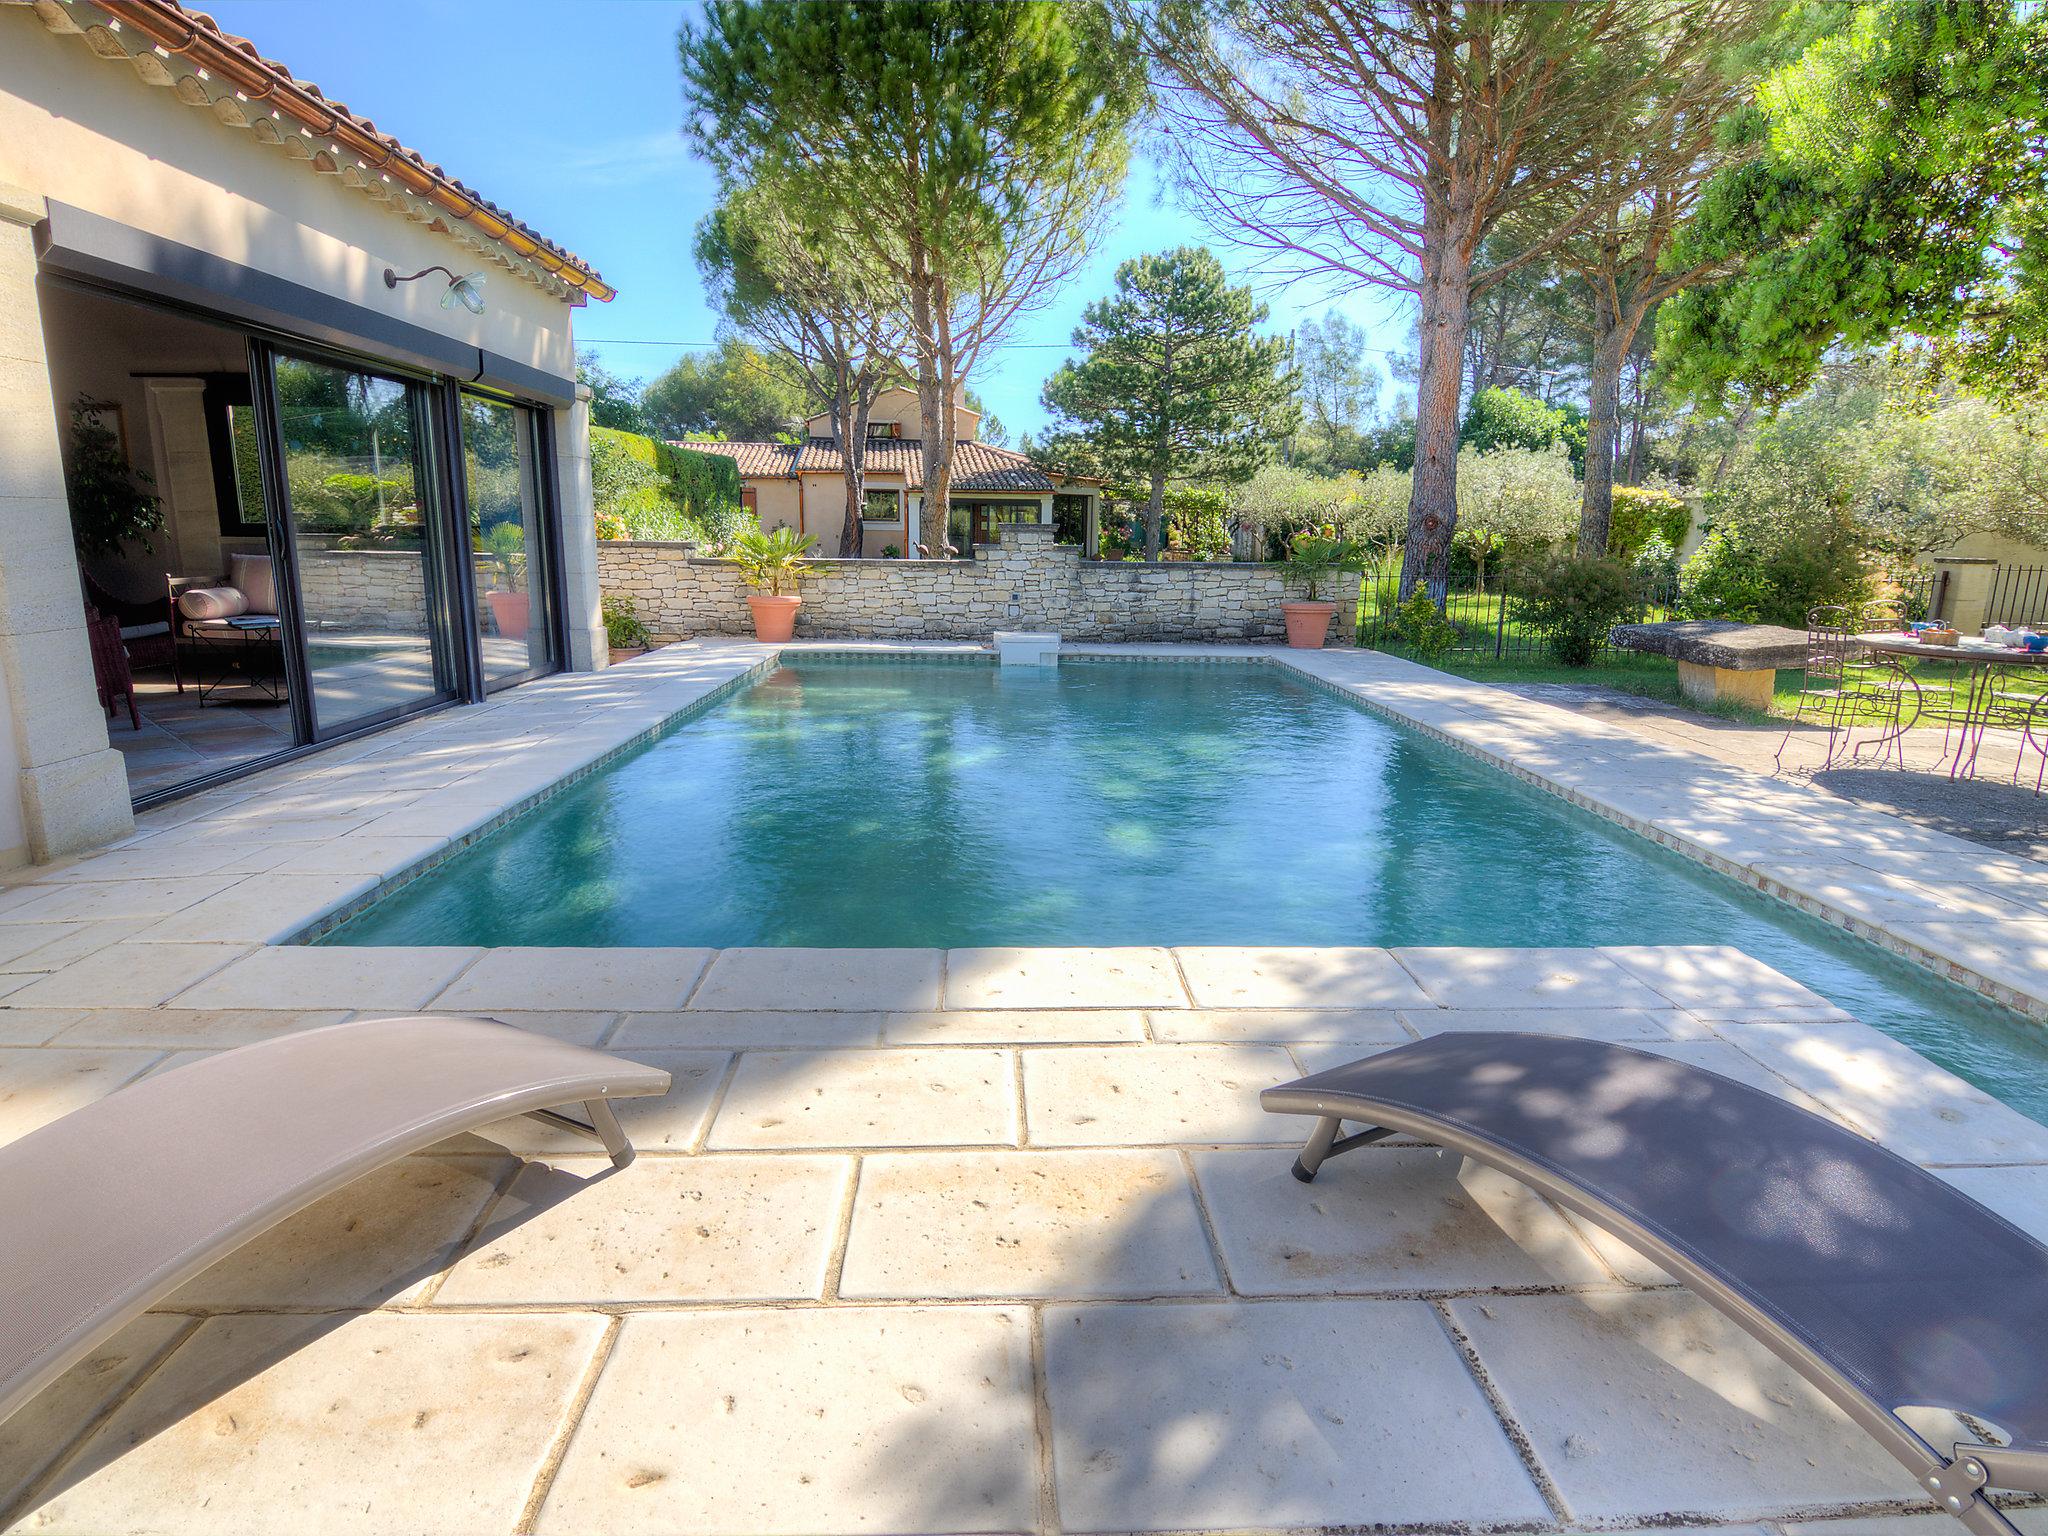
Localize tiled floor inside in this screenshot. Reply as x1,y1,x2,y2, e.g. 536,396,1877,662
4,640,2048,1533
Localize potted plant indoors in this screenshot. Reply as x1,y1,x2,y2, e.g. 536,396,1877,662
732,526,821,641
1279,525,1366,648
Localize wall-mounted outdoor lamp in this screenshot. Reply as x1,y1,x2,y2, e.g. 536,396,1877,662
383,264,487,315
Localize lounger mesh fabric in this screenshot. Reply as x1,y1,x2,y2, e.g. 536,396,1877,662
1266,1032,2048,1453
0,1017,669,1427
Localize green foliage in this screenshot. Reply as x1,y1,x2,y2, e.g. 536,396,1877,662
1461,387,1587,469
731,525,822,596
1510,553,1643,666
1661,1,2048,408
64,399,163,560
1291,309,1382,467
589,426,747,549
576,350,647,434
1167,488,1232,562
1605,485,1691,560
1452,444,1580,591
602,594,652,651
1282,526,1368,603
1040,246,1299,555
1676,517,1873,626
641,338,809,441
1390,589,1457,658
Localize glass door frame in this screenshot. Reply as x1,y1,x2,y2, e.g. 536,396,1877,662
249,337,472,743
445,386,567,694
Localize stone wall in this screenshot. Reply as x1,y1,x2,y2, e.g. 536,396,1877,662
295,546,511,632
597,522,1356,644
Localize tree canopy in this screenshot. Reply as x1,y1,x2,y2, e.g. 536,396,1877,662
1661,0,2048,408
1040,246,1298,558
680,0,1139,550
641,338,810,442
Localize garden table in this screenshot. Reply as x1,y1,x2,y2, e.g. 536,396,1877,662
1856,633,2048,785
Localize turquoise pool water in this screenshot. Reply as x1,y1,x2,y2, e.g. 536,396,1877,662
323,658,2048,1122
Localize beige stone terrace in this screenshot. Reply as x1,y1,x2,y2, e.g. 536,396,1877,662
1,641,2047,1532
4,944,2048,1535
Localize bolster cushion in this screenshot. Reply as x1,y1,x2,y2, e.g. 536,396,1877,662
176,587,249,622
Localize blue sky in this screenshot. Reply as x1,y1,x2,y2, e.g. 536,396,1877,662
203,0,1411,440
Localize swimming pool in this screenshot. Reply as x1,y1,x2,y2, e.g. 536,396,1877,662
322,657,2048,1122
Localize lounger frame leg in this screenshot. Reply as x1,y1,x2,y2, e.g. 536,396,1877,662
526,1100,636,1169
1291,1117,1396,1182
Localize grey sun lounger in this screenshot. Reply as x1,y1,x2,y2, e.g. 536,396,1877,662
1261,1032,2048,1535
0,1016,669,1429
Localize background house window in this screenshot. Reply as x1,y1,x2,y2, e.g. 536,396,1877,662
862,488,902,523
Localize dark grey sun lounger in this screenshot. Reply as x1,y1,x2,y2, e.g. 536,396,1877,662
0,1016,669,1429
1262,1032,2048,1535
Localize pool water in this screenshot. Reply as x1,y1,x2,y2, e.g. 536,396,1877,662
323,658,2048,1122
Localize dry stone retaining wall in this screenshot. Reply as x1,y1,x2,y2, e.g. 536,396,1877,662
597,523,1354,644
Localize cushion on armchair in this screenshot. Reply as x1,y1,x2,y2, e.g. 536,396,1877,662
228,553,277,615
177,587,249,622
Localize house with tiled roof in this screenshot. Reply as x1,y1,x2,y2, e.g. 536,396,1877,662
690,386,1105,558
0,0,614,856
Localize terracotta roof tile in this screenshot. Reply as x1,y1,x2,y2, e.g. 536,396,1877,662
42,0,610,301
685,436,1094,493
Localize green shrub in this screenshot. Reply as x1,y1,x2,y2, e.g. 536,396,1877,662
1511,552,1642,666
1676,513,1873,626
1606,485,1690,560
589,426,743,544
601,594,652,651
1390,589,1457,658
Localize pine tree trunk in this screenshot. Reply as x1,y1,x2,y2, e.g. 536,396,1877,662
907,234,946,557
839,374,871,558
1143,465,1167,561
1399,232,1472,604
1577,287,1642,557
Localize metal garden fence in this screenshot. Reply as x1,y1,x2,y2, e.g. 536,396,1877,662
1354,561,1682,662
1987,564,2048,628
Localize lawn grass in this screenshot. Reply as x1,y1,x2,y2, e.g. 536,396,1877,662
1363,640,1981,729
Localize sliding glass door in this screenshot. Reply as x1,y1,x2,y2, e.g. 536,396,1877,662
269,353,456,737
460,392,556,689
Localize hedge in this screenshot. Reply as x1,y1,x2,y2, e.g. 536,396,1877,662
591,426,741,526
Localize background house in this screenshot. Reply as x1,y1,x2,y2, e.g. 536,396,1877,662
692,386,1104,557
0,0,614,857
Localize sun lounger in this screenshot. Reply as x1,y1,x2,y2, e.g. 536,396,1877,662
1261,1031,2048,1535
0,1016,669,1428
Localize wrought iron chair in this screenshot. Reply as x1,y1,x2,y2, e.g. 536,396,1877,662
1776,604,1921,774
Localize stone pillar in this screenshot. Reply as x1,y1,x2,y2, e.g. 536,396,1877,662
553,383,607,670
1931,556,1999,635
0,183,133,860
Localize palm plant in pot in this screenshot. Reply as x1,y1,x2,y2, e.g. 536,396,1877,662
480,522,529,639
1279,525,1366,648
732,526,822,642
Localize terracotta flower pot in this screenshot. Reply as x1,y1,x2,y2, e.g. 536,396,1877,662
1281,599,1337,649
483,589,530,638
608,646,647,664
746,592,803,642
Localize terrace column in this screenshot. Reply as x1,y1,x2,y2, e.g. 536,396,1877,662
554,382,607,669
0,182,132,862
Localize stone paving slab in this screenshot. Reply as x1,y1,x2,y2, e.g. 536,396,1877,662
1400,1005,1714,1041
691,947,944,1012
1020,1044,1298,1146
839,1149,1219,1299
435,1154,851,1305
168,945,482,1011
472,1048,729,1153
1147,1006,1410,1043
709,1047,1018,1149
610,1009,886,1049
16,1311,607,1535
164,1154,510,1310
0,1047,160,1147
1395,946,1675,1010
1445,1291,1946,1522
944,946,1187,1009
0,1315,190,1518
1193,1145,1619,1294
1043,1298,1552,1530
1173,945,1435,1009
882,1008,1149,1044
432,947,714,1013
537,1307,1038,1536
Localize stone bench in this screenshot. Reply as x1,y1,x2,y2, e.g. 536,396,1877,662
1608,619,1809,708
